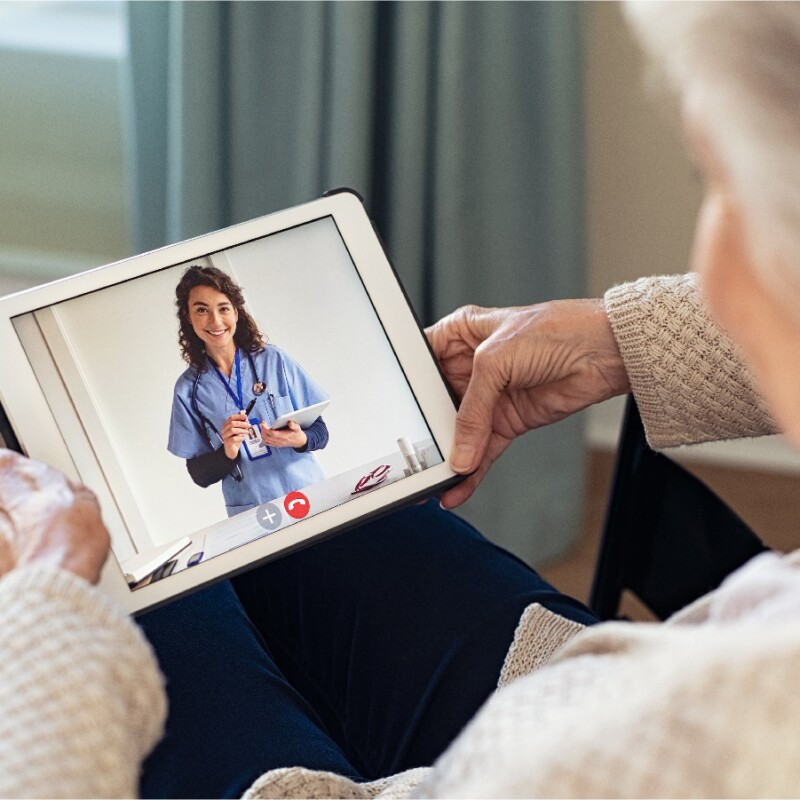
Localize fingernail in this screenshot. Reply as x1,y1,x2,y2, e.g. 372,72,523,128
450,444,475,473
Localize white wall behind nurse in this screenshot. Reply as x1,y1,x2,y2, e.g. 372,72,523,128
51,256,228,550
214,217,432,473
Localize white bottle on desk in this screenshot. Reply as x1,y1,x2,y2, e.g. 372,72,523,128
398,436,422,473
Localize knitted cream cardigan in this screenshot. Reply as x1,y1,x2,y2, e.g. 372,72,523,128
0,274,789,799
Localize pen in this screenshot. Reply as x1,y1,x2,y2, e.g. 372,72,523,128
244,398,257,416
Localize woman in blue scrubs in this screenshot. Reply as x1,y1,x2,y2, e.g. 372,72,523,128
168,266,329,516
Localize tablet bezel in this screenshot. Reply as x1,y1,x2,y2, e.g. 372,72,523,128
0,191,462,614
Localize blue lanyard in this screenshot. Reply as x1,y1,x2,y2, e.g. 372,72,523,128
212,348,244,411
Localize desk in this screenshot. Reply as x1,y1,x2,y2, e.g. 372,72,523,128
129,439,440,585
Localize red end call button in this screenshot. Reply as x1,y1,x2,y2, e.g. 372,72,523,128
284,491,311,519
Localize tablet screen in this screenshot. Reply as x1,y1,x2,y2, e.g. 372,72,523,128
9,215,444,591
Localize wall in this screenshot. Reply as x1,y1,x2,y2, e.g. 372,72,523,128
584,2,800,473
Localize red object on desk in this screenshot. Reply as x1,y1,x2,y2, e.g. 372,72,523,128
352,464,391,494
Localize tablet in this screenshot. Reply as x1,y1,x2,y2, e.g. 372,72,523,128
270,400,331,431
0,190,462,614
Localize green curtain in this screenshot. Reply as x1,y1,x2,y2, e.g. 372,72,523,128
124,0,587,566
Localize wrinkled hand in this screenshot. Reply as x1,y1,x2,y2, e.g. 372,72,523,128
426,299,630,508
220,413,251,459
260,420,308,450
0,450,110,583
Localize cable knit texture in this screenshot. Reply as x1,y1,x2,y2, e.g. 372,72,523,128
604,273,776,448
0,566,166,799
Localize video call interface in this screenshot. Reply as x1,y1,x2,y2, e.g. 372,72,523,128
11,217,443,591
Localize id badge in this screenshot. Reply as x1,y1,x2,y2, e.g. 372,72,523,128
242,417,272,461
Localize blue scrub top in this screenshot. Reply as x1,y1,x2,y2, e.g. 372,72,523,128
168,345,328,516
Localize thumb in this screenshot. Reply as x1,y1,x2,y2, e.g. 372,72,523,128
450,349,504,473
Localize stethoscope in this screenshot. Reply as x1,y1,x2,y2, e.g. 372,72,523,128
190,348,276,479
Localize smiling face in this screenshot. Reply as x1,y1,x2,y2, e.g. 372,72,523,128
687,113,800,447
187,285,239,360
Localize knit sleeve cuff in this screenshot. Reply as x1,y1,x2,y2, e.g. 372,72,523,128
497,603,585,688
0,565,166,798
0,563,125,620
604,274,776,448
0,564,158,649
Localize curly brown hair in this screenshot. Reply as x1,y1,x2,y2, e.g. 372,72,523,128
175,265,266,369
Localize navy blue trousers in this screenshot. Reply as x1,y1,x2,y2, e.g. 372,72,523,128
138,501,597,798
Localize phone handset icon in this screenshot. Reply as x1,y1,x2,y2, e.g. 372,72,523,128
284,491,311,519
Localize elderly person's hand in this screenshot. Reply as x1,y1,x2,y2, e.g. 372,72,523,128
0,450,110,584
427,299,630,508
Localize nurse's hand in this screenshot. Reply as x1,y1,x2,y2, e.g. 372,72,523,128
0,450,110,584
220,413,251,459
260,420,308,450
426,299,630,509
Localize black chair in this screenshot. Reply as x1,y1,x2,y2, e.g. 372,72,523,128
589,395,768,621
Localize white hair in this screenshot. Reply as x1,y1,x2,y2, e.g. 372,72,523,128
624,1,800,304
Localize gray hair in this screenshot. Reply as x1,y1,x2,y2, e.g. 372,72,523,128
624,1,800,302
